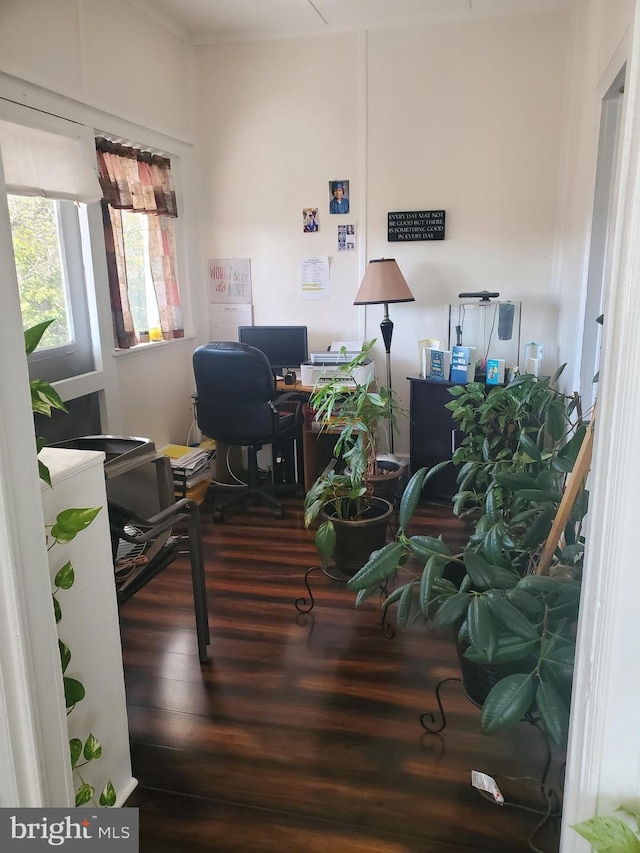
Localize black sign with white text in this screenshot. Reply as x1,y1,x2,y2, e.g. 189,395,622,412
387,210,446,242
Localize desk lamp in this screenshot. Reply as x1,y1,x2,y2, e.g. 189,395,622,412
354,258,415,454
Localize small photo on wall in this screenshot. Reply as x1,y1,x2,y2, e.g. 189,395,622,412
303,207,319,232
329,180,350,215
337,223,356,252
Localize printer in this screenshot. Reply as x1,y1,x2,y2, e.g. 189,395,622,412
301,350,375,388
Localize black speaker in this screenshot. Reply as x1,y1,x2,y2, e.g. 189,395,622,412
284,371,295,385
498,303,515,341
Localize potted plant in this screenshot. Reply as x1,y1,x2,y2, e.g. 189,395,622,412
303,341,400,575
346,368,590,749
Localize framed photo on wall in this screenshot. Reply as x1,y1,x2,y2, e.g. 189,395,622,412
329,180,350,214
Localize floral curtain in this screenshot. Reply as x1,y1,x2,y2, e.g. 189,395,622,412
96,137,183,348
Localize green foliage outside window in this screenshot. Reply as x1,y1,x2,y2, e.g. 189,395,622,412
9,195,70,348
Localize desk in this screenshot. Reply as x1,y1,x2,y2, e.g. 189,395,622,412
277,379,359,493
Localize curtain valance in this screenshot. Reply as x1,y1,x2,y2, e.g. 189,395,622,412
95,137,177,217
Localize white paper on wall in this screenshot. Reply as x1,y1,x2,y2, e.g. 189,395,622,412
299,256,329,300
208,304,253,342
207,258,252,304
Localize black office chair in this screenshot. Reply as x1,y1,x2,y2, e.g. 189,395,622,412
192,341,304,521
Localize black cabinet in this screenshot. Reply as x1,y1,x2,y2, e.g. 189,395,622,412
408,377,461,500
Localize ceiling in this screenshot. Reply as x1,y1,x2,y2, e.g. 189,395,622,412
131,0,573,45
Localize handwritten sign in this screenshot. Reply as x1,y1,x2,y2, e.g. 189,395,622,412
207,258,252,304
387,210,445,242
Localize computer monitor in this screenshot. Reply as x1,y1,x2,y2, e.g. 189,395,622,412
238,326,309,375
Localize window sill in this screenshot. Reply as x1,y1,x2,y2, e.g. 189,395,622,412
112,334,195,359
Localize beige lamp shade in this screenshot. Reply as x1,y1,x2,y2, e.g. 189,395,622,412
354,258,415,305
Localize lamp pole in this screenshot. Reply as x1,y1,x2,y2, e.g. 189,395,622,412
380,303,395,454
353,258,414,458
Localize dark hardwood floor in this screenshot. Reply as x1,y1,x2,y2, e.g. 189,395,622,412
120,493,562,852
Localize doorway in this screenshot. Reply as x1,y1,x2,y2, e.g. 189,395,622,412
579,66,625,410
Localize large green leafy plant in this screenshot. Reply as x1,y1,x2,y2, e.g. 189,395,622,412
27,320,115,807
347,370,590,749
304,340,398,564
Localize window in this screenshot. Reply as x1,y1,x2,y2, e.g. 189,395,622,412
8,195,72,347
120,210,160,335
96,138,183,348
7,194,94,383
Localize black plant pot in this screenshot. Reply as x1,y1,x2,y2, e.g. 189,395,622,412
322,496,393,577
456,639,536,712
366,459,404,504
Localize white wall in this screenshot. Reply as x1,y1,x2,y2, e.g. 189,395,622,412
195,12,570,455
0,0,202,450
553,0,634,392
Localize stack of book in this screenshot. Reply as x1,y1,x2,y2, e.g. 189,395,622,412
162,443,215,500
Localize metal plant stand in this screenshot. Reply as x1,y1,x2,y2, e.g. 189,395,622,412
419,675,561,850
295,566,394,636
419,675,553,786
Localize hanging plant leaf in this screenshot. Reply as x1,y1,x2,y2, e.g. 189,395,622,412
83,733,102,761
51,507,101,543
38,459,52,487
25,320,56,354
100,780,117,808
30,379,67,417
58,639,71,673
63,676,85,709
75,783,94,807
572,816,640,852
69,738,82,769
54,561,75,590
480,673,535,734
536,678,569,748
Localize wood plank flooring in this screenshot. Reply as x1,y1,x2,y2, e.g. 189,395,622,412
120,494,563,852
